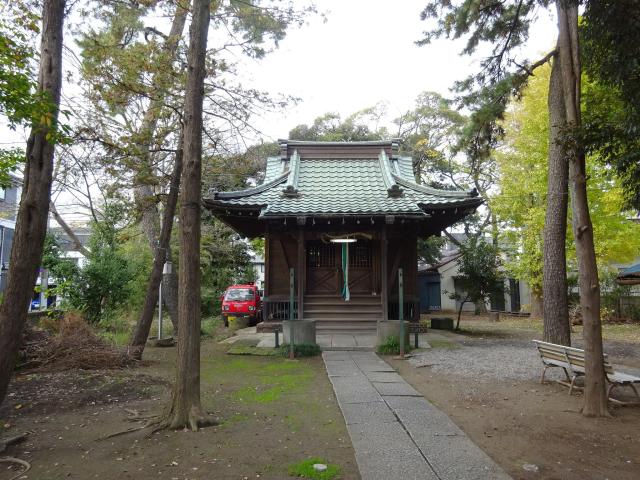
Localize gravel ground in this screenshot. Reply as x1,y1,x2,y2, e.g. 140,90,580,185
409,334,640,382
409,343,543,381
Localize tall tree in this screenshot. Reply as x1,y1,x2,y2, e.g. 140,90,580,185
161,0,210,430
492,64,640,324
0,0,65,405
555,1,607,416
542,56,570,343
418,0,609,415
129,138,183,359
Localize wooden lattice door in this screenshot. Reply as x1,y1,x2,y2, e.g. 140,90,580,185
347,240,373,294
306,241,339,295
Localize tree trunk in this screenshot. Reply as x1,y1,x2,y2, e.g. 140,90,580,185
162,0,211,430
129,144,183,359
133,0,189,331
530,289,543,319
542,53,571,346
0,0,65,406
556,1,608,417
456,299,466,330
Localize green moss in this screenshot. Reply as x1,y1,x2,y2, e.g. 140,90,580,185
227,345,279,356
288,457,341,479
232,370,313,404
220,412,249,427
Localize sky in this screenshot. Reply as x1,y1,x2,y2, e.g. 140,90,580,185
236,0,558,142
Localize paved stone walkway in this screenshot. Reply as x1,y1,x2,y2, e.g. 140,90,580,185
323,351,512,480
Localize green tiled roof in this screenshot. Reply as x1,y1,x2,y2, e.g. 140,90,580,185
206,148,481,217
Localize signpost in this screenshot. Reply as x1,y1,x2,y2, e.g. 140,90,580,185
289,267,295,359
158,261,173,340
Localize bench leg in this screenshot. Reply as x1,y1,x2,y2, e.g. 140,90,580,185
540,365,549,384
629,383,640,400
569,375,578,396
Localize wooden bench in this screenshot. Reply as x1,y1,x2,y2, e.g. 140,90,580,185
533,340,640,406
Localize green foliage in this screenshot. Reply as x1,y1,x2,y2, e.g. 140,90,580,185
65,202,145,325
0,4,40,126
0,3,68,176
417,236,445,265
582,1,640,209
201,215,255,316
278,343,321,358
417,1,547,170
450,237,504,328
288,458,341,480
492,65,640,290
376,335,412,355
289,109,387,142
395,92,465,186
41,233,80,300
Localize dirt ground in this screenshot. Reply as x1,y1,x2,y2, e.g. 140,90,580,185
0,338,359,480
390,314,640,480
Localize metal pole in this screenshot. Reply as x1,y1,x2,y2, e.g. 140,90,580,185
399,268,404,358
289,267,295,359
158,281,163,340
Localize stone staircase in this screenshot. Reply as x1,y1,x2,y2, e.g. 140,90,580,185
303,295,381,332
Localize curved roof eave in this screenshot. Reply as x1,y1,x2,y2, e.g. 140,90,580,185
206,171,289,201
392,173,478,199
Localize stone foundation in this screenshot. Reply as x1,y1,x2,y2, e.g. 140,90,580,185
376,320,410,346
283,320,317,345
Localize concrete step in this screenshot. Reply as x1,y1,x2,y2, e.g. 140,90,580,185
315,322,378,331
304,309,382,317
304,295,382,304
305,316,383,322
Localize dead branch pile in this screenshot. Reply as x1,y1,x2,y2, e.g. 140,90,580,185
20,313,137,371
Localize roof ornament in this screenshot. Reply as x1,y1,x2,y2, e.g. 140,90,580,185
282,149,301,198
379,149,403,198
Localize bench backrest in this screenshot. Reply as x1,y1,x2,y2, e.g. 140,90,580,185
533,340,614,374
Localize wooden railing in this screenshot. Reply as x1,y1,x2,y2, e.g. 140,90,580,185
387,299,419,321
263,296,298,321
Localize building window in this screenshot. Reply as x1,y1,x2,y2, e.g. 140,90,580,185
0,188,5,201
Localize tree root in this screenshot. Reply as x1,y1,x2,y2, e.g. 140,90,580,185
0,433,29,454
98,406,218,440
0,456,31,480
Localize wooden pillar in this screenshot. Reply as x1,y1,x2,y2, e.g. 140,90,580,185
263,226,271,321
297,227,304,320
381,225,388,322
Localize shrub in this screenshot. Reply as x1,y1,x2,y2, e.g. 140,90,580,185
376,335,412,355
278,343,321,358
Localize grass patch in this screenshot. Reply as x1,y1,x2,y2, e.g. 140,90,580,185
201,316,222,337
229,360,315,404
220,412,249,427
288,457,341,480
99,330,130,346
227,345,278,356
377,335,413,355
